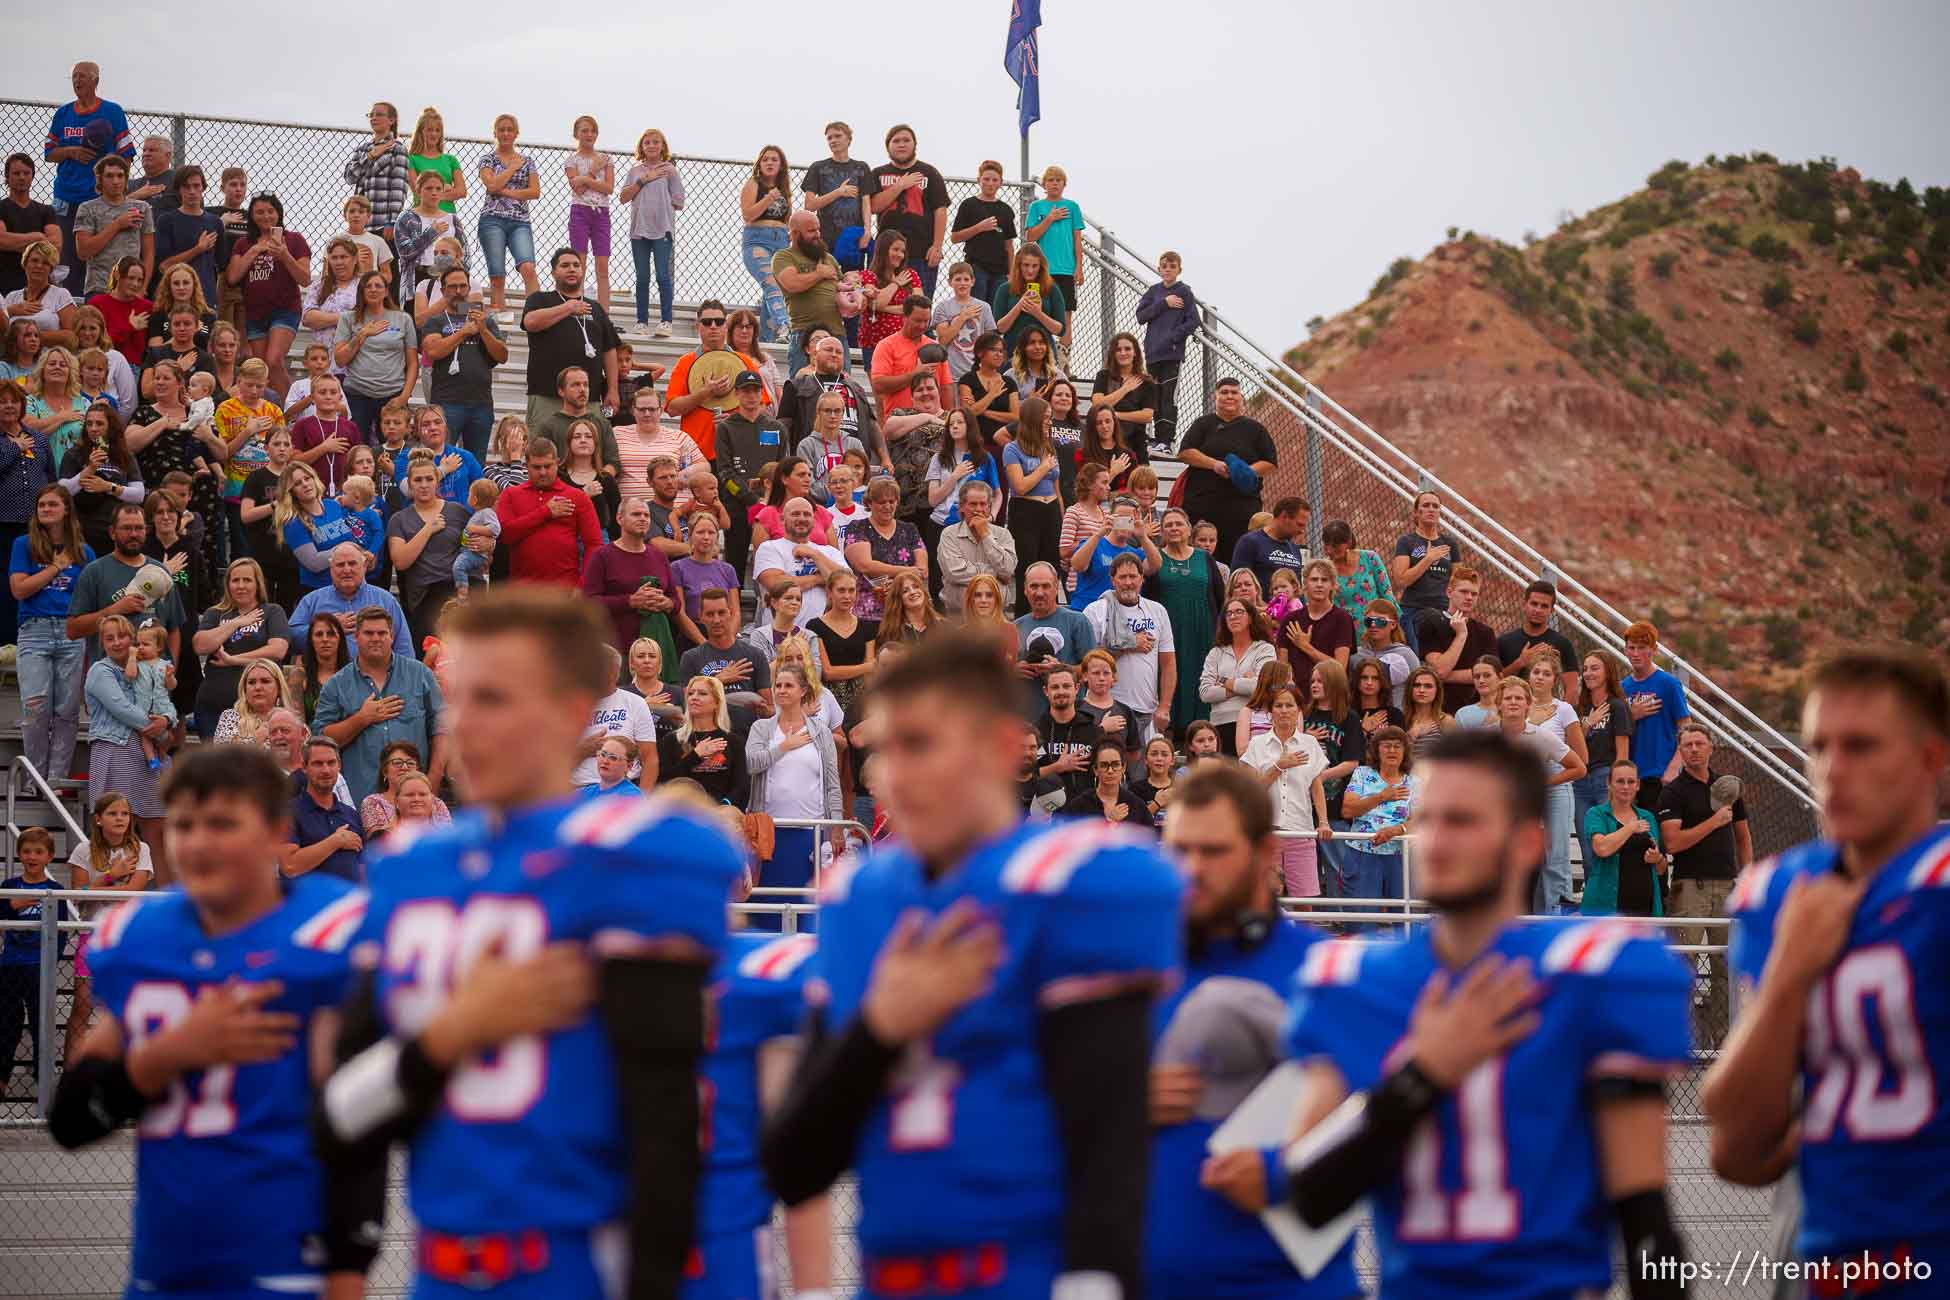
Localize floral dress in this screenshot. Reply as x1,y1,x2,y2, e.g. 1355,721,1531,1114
841,516,923,622
1346,766,1416,854
1332,549,1394,622
133,402,225,579
859,266,923,357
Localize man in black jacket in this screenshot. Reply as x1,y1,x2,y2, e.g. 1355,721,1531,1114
778,333,885,469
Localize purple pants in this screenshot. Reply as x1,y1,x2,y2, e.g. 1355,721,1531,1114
569,204,612,258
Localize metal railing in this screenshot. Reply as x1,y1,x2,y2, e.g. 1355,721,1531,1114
6,756,87,873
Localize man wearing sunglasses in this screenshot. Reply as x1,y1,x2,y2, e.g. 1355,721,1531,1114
665,298,769,461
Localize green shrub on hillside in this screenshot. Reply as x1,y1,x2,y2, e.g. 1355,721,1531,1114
1542,239,1587,280
1762,275,1792,310
1715,347,1743,371
1888,329,1911,355
1651,252,1678,279
1647,160,1690,191
1749,232,1792,263
1607,263,1635,311
1719,154,1749,173
1843,354,1867,392
1791,313,1821,345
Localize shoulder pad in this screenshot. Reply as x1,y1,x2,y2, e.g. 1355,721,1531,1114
292,887,369,953
88,894,153,954
1541,918,1656,975
1906,831,1950,891
999,821,1158,896
1298,938,1368,987
1727,855,1789,914
559,790,722,851
736,933,818,981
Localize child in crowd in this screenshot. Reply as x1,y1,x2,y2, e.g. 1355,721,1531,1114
930,262,998,379
158,470,208,556
675,465,732,537
128,624,179,772
338,475,384,568
1025,165,1084,333
565,115,615,316
1135,250,1199,455
827,464,866,532
76,349,118,412
183,371,219,435
214,167,251,329
452,477,502,597
216,358,285,521
1129,465,1164,529
1194,519,1230,582
0,828,66,1093
337,195,394,278
376,403,412,480
1265,567,1303,624
280,343,334,421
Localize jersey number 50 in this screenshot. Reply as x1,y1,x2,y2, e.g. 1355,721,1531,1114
1803,944,1935,1142
385,897,549,1121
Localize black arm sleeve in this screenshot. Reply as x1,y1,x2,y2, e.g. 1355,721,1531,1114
1618,1188,1688,1299
316,1135,387,1276
759,1006,903,1207
1038,990,1153,1293
602,956,711,1300
48,1055,150,1150
1287,1061,1442,1228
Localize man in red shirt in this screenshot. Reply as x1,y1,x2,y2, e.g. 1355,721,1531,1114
493,438,601,586
663,298,767,461
868,297,951,418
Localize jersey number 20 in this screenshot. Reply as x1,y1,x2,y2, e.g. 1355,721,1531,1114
386,897,548,1121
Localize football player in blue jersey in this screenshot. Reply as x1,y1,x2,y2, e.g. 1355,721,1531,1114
1706,646,1950,1296
49,743,383,1300
1282,728,1695,1300
761,633,1186,1300
315,587,746,1300
1148,762,1360,1300
689,927,832,1300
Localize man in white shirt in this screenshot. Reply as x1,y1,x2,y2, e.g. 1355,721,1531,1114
752,497,846,628
571,646,659,787
1083,552,1177,745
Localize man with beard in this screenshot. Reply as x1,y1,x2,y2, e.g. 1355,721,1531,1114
65,501,186,665
773,210,845,379
1034,665,1099,808
1146,764,1360,1300
666,299,768,461
533,363,621,474
519,247,620,428
780,333,886,470
1282,730,1694,1300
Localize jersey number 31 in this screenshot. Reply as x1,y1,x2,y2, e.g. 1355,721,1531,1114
386,897,549,1121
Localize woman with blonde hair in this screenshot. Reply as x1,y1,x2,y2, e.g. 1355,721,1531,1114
211,659,295,746
84,614,175,837
745,660,843,927
620,127,683,339
477,113,541,323
303,236,361,352
655,675,750,805
1,239,78,348
272,459,357,591
960,572,1011,632
190,555,291,739
361,739,453,836
1525,649,1589,913
483,414,530,490
23,346,87,464
1493,671,1584,913
143,264,213,352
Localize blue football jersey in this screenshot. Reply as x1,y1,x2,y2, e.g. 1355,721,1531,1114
1727,826,1950,1261
700,931,817,1237
356,792,744,1235
86,875,367,1294
1284,920,1693,1300
817,819,1184,1256
1146,919,1360,1300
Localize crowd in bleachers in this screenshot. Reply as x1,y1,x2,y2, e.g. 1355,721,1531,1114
2,66,1764,1085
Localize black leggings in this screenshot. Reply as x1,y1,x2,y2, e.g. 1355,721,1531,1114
1009,495,1064,617
405,583,456,658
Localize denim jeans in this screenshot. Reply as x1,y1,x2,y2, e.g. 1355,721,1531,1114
440,402,496,463
1535,781,1575,913
1572,765,1611,896
17,617,83,781
630,235,675,325
1339,843,1389,934
346,390,403,446
740,225,790,342
477,213,536,279
971,267,1005,306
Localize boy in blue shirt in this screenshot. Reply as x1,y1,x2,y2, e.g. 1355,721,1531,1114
1025,166,1085,337
1619,620,1689,811
1,827,66,1097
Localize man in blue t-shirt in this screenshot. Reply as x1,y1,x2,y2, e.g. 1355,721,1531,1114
42,62,134,284
1228,496,1311,593
1069,496,1160,610
1620,620,1689,812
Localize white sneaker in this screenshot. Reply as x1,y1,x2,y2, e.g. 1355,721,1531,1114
653,321,672,339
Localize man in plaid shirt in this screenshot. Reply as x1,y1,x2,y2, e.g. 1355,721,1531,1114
342,100,411,239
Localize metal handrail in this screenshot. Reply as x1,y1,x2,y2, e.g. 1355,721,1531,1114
1081,236,1815,810
7,755,87,868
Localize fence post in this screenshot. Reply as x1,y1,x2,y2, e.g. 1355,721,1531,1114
1303,388,1327,553
1096,230,1117,362
36,900,58,1119
170,113,187,174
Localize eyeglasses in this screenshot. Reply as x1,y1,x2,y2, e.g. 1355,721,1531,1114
697,317,727,328
1365,617,1393,628
1097,760,1124,771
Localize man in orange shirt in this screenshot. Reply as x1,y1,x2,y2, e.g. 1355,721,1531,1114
663,298,767,460
868,297,952,419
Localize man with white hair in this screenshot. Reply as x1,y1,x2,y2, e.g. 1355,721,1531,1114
129,135,177,212
265,706,354,804
289,542,412,658
937,479,1017,616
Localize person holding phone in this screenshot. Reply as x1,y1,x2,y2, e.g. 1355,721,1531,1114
224,192,310,400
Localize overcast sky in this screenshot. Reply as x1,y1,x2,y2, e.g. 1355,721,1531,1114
10,1,1947,346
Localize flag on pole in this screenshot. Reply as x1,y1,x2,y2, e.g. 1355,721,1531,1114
1004,0,1042,137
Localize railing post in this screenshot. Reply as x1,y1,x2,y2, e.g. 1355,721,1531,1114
170,113,188,174
1096,230,1117,363
36,900,58,1119
1303,389,1327,553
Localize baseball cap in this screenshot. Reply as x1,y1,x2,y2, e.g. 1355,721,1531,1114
734,370,764,390
1154,976,1289,1121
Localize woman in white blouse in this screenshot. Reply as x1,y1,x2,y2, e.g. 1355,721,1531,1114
744,662,843,929
1241,682,1332,898
1504,665,1587,913
1199,596,1277,754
